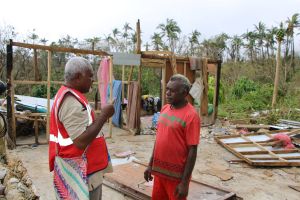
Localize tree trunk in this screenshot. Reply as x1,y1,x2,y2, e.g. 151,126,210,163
272,40,281,108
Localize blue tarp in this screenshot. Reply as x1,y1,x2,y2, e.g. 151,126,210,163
107,80,122,127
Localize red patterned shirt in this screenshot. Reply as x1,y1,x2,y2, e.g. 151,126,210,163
152,103,200,180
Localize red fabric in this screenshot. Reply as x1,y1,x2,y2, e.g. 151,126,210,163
272,133,295,149
49,86,109,174
152,175,187,200
152,103,200,180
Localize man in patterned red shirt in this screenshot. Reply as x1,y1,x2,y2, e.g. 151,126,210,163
144,74,201,200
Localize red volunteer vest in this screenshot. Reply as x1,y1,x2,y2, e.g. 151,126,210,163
49,86,109,175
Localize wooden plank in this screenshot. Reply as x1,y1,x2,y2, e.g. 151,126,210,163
240,149,299,155
141,58,165,68
12,41,110,56
46,51,52,141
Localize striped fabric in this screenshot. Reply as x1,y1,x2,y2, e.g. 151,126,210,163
54,155,89,200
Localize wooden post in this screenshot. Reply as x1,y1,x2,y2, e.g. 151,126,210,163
201,58,208,116
46,51,52,141
136,19,142,135
183,61,187,76
127,66,134,99
34,116,39,144
6,40,16,149
272,40,281,108
161,61,166,106
109,57,113,138
121,65,125,104
213,61,222,121
33,49,40,81
136,19,141,54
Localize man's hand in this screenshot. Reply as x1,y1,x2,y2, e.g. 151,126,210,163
174,181,189,199
101,104,115,119
144,166,153,182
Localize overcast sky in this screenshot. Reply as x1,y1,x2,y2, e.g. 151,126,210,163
1,0,299,45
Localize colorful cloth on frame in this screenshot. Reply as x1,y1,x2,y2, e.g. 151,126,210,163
152,103,200,180
98,58,110,108
54,155,89,200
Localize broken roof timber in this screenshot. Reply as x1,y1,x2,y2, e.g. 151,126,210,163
11,41,111,56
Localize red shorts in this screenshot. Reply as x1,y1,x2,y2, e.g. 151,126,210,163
152,175,187,200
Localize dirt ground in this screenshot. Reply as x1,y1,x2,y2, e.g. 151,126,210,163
9,123,300,200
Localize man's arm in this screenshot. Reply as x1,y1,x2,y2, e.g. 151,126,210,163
73,104,114,149
175,145,198,198
144,147,155,182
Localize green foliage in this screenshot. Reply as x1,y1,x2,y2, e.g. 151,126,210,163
232,77,257,98
31,85,58,98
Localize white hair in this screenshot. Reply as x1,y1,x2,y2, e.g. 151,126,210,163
64,57,93,82
170,74,191,93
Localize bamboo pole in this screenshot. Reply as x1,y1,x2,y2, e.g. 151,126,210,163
109,57,113,138
46,51,52,141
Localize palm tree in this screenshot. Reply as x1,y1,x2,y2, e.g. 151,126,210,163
188,30,201,55
242,30,257,62
229,35,243,62
264,27,277,59
28,29,39,44
254,22,266,59
157,18,181,52
123,22,132,52
40,38,48,45
285,13,299,73
85,37,101,50
151,32,164,51
272,23,285,108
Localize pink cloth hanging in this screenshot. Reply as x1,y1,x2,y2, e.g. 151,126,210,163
97,58,110,108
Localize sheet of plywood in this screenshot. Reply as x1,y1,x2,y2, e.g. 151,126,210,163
103,162,236,200
215,130,300,167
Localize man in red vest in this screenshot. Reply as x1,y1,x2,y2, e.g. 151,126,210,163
49,57,114,200
144,74,201,200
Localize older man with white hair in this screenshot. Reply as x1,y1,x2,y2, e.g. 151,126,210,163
49,57,114,200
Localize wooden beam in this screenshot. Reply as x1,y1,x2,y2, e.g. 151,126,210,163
183,62,187,76
46,51,52,141
12,41,110,56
